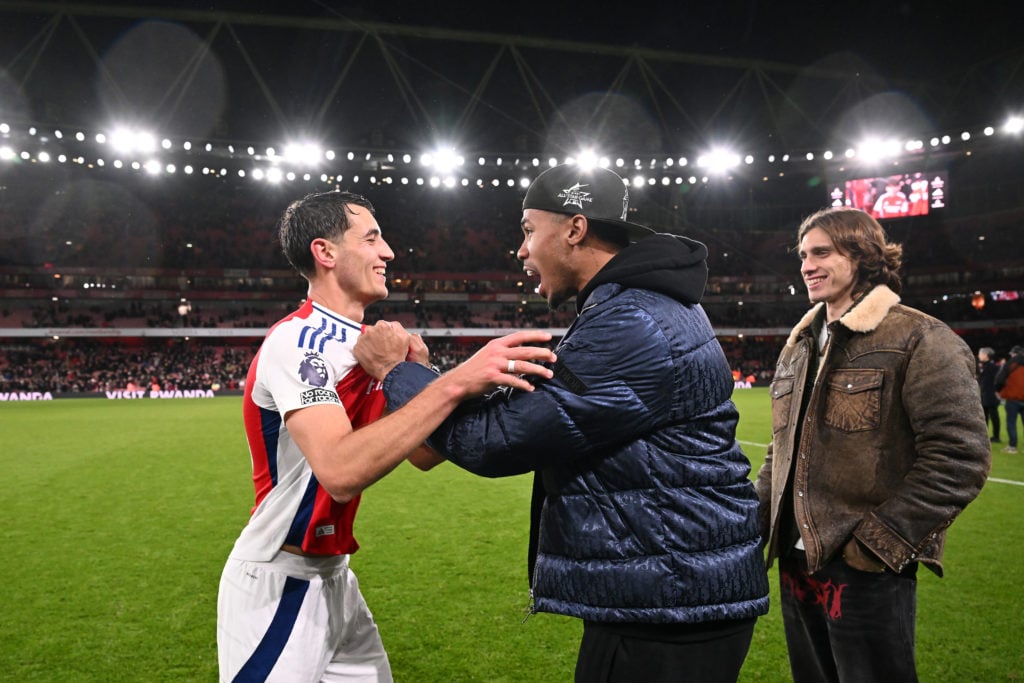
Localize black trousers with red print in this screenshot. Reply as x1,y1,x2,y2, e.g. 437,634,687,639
779,550,918,683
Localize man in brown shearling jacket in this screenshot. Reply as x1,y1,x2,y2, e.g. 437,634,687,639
755,207,991,683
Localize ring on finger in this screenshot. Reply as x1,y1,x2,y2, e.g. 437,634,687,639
507,359,516,374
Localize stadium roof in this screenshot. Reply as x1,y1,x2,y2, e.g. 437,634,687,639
1,0,1021,162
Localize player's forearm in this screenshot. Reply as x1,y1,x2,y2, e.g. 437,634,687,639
321,375,466,501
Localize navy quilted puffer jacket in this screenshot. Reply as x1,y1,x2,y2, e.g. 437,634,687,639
383,234,769,624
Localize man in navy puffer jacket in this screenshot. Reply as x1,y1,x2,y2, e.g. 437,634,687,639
355,165,769,682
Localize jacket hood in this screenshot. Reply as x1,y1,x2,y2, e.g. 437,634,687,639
576,233,709,315
785,285,902,347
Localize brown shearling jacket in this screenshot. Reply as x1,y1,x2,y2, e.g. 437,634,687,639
755,285,991,576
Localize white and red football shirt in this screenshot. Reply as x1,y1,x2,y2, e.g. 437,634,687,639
229,299,386,561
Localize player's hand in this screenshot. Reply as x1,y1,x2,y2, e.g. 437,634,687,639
442,330,557,398
406,333,430,367
355,321,413,380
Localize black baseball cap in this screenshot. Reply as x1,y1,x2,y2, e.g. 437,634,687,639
522,164,656,242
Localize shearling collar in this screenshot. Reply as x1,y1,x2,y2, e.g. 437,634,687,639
785,285,902,347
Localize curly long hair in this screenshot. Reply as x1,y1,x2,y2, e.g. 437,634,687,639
796,207,904,296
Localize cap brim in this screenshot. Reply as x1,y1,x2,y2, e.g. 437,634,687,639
590,218,657,242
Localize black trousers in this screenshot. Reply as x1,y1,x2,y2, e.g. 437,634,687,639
983,403,1001,439
575,617,756,683
780,551,918,683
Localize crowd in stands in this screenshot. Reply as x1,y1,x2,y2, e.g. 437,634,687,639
0,340,255,394
5,328,1018,397
1,160,1021,397
2,163,1023,280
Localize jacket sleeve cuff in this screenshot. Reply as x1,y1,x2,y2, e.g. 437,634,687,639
854,513,951,574
382,361,440,411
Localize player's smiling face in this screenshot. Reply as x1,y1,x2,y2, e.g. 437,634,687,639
799,226,858,320
334,205,394,309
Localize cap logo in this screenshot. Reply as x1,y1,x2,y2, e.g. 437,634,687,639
557,182,592,211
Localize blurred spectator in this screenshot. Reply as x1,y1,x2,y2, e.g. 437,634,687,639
977,346,1001,442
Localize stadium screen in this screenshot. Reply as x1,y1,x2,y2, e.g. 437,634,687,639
828,171,947,219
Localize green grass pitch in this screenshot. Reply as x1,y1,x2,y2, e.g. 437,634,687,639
1,389,1021,681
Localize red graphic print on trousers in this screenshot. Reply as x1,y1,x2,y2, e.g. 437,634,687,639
781,568,848,620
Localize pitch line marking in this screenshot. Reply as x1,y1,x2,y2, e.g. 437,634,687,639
737,441,1024,487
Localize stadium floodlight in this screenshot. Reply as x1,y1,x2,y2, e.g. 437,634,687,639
1004,116,1024,134
109,127,157,154
1,146,15,161
575,149,599,170
696,147,740,175
283,142,323,167
855,137,900,163
422,146,464,173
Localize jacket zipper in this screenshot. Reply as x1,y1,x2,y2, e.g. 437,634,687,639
522,589,537,623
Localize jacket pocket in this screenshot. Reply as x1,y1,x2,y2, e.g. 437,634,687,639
770,377,795,434
824,369,883,432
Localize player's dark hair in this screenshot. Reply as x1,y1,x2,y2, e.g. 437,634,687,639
278,191,375,278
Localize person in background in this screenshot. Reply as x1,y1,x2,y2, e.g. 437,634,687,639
216,190,555,682
871,177,909,218
977,346,1001,442
354,165,769,683
995,345,1024,454
756,206,991,682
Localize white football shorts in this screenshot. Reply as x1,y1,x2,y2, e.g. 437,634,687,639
217,551,392,682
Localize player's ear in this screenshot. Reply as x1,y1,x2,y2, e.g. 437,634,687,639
310,238,336,268
566,214,587,246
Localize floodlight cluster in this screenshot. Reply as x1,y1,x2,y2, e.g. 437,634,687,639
0,115,1021,190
